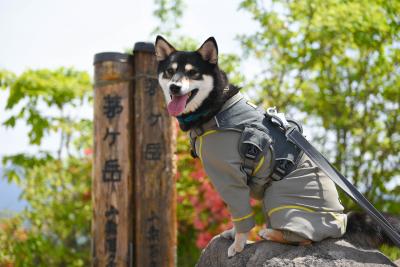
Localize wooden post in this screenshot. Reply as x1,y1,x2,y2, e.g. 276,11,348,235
132,42,177,267
92,52,135,267
92,45,176,267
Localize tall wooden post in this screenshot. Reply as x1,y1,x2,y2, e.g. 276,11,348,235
92,44,176,267
132,42,177,267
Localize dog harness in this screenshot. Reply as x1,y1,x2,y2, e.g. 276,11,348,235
189,93,303,182
188,93,346,235
189,93,400,245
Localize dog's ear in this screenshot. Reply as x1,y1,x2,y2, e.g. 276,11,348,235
155,35,176,61
197,37,218,64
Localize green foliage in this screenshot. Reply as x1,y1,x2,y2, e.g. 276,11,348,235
1,157,92,267
238,0,400,258
219,53,247,88
152,0,186,37
0,68,93,266
0,68,91,145
177,225,201,267
239,0,400,214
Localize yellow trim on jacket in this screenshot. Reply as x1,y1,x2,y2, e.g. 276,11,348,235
268,205,315,217
232,212,254,222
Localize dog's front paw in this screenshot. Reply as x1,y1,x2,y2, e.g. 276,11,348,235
227,242,239,258
227,232,248,258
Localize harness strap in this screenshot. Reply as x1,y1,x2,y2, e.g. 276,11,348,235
189,133,198,158
189,118,218,158
189,97,302,180
264,107,304,180
189,96,305,183
189,93,244,158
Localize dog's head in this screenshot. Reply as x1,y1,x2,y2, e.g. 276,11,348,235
155,36,219,117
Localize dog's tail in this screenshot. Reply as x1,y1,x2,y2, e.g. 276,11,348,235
343,211,400,248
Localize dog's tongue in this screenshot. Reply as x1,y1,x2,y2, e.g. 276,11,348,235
167,94,189,116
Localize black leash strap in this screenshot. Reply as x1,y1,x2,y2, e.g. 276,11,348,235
286,128,400,247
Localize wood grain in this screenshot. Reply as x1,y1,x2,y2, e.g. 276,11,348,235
92,49,176,267
132,47,177,267
92,55,135,267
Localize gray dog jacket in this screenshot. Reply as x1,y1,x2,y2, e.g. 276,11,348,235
189,93,347,241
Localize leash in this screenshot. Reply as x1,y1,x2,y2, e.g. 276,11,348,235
286,128,400,247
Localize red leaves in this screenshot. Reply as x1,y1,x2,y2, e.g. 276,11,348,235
196,232,213,248
83,148,93,156
187,165,232,248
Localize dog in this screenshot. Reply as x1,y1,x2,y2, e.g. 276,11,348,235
155,35,400,257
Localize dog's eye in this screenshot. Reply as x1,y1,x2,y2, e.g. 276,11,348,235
166,68,175,76
187,69,198,77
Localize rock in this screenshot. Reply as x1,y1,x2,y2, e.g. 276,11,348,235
196,236,397,267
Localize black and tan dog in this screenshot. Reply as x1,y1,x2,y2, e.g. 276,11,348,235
155,36,400,257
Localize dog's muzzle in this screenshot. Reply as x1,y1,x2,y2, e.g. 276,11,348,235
170,84,181,94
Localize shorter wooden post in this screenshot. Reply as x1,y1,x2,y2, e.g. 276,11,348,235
92,52,135,267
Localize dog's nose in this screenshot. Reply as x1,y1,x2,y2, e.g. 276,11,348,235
170,84,181,94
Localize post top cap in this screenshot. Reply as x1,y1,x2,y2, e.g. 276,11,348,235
133,42,155,53
93,52,132,64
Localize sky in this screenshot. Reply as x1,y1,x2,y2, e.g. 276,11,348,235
0,0,258,155
0,0,258,211
0,0,256,74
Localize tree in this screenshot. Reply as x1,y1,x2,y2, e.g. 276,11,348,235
239,0,400,258
239,0,400,213
0,68,93,266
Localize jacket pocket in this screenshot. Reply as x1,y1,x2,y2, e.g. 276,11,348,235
238,126,272,161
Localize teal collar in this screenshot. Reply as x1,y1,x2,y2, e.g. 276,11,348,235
176,93,243,127
176,110,209,125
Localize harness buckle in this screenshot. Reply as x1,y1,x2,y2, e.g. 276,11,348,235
266,107,291,130
245,153,256,160
271,158,296,180
245,145,258,160
193,126,205,136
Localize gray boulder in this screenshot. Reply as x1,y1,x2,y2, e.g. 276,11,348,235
196,236,397,267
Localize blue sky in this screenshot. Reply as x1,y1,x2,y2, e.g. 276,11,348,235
0,0,256,74
0,0,258,155
0,0,258,211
